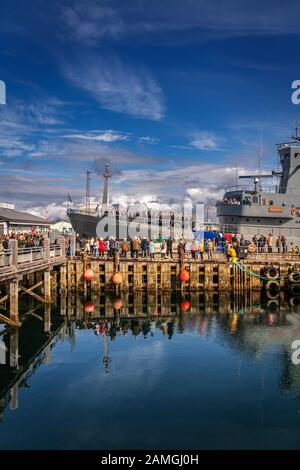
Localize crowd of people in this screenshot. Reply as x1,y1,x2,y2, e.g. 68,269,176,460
0,232,47,250
0,230,73,253
1,230,300,260
217,197,252,206
251,234,299,253
79,236,216,261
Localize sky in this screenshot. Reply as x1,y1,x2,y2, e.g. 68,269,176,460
1,0,300,221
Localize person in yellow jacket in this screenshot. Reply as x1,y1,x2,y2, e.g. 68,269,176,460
227,244,238,262
199,240,204,262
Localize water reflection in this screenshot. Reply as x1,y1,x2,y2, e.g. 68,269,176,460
1,291,300,448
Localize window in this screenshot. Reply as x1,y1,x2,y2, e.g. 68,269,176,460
257,219,261,222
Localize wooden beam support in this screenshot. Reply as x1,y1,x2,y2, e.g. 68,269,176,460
0,294,9,304
0,313,22,327
19,284,50,304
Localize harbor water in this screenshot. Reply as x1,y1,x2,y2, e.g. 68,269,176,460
1,293,300,450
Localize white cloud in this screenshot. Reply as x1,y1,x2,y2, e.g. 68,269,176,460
0,99,67,159
28,203,68,221
61,1,124,45
190,131,220,151
138,136,160,145
58,1,300,48
62,53,164,120
63,130,130,143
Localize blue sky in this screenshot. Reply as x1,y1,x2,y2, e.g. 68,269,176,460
1,0,300,219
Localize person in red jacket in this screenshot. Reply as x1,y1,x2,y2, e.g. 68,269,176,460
98,238,106,258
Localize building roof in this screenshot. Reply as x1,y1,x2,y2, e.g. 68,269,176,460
0,207,50,225
50,220,73,232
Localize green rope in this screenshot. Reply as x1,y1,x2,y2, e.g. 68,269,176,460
230,260,300,282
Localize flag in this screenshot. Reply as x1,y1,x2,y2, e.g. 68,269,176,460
67,193,72,203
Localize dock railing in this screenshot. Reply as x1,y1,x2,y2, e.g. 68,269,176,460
0,238,66,281
0,249,12,268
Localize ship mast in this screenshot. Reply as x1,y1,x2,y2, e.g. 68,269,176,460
86,170,92,215
102,163,111,211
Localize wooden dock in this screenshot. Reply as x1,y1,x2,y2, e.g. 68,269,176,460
64,253,300,293
1,238,300,327
0,238,66,325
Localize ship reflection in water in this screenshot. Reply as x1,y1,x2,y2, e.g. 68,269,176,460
1,292,300,450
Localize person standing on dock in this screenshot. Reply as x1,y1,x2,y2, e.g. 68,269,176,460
206,239,213,260
258,235,266,253
281,235,287,253
149,240,155,260
121,239,129,258
90,237,95,256
221,235,227,253
98,238,106,258
93,238,98,257
167,237,173,259
109,237,117,258
161,239,167,259
185,239,191,259
177,239,185,259
141,237,149,258
199,239,204,262
191,239,198,259
276,235,282,253
267,233,273,253
131,236,140,258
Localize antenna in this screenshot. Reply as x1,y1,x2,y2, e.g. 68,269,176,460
235,161,238,190
258,128,263,191
86,170,92,215
292,121,300,141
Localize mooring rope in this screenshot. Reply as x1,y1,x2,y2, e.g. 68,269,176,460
230,260,300,282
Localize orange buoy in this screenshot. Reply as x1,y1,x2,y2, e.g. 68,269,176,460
180,300,190,312
112,272,122,285
84,268,94,281
180,270,190,282
113,298,123,310
84,302,94,313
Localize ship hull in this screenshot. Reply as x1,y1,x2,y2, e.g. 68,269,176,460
216,194,300,242
67,211,100,238
68,210,169,240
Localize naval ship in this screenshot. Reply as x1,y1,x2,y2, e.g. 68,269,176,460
216,129,300,242
67,164,194,239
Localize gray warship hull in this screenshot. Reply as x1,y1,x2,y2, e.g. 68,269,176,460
216,139,300,242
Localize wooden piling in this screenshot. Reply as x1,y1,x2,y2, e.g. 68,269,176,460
44,270,51,303
9,279,19,324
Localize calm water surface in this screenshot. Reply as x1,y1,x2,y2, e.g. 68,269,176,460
1,292,300,449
